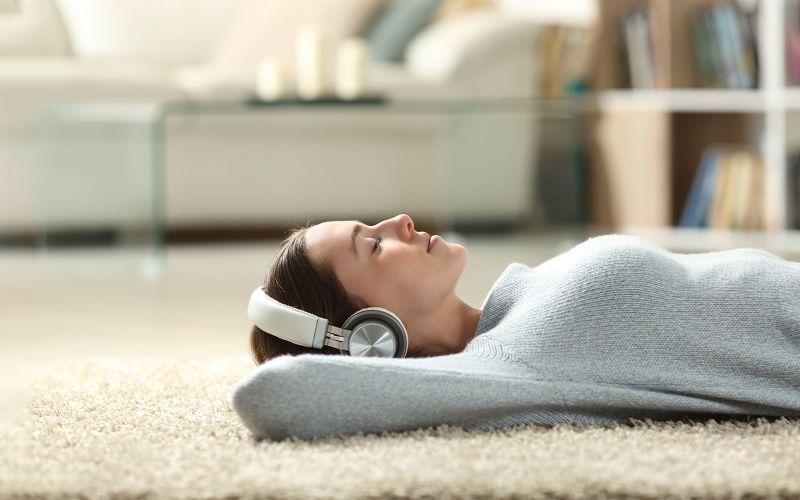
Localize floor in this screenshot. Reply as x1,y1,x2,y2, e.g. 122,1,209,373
3,224,799,429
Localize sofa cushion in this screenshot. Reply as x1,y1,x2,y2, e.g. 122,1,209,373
0,58,185,129
406,9,539,89
175,8,542,101
0,0,71,56
210,0,385,73
53,0,251,68
363,0,441,62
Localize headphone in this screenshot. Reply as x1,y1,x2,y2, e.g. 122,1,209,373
247,286,409,358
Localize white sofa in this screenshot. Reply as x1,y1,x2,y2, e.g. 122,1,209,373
0,0,542,236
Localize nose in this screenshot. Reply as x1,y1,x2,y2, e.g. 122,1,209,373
378,213,414,239
396,213,414,236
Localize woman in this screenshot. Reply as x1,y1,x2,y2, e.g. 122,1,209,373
234,214,800,441
250,213,479,361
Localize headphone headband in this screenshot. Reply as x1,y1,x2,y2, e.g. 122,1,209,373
247,287,328,349
247,287,409,358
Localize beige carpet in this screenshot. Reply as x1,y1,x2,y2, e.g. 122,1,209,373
1,357,799,500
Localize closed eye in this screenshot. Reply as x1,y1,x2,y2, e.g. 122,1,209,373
372,236,382,253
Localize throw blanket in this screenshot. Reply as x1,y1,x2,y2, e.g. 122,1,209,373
231,234,800,440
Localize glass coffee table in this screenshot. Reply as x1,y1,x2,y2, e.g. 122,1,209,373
37,96,586,277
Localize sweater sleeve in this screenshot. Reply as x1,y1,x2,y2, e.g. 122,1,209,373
229,349,571,441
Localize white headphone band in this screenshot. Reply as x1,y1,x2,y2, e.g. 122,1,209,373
248,287,330,349
247,286,409,357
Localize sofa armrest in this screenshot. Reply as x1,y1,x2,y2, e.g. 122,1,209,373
404,10,541,97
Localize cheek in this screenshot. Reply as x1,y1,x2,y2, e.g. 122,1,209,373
388,253,433,293
344,262,402,306
366,250,460,310
337,262,374,306
368,252,416,292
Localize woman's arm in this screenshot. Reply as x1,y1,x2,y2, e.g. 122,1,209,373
229,351,569,441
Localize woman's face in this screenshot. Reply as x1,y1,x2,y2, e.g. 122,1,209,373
304,214,468,319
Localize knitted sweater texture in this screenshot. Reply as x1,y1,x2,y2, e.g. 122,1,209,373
231,234,800,441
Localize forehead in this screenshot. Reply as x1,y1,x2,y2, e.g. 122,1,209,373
305,220,355,263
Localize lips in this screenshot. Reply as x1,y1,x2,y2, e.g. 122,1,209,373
426,233,431,253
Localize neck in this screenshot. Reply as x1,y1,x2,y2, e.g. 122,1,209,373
407,295,482,357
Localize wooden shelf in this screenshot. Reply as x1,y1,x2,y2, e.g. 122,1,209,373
587,0,792,233
595,89,767,112
595,88,800,112
592,0,737,90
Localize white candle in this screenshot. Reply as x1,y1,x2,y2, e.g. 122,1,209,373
256,56,286,101
335,37,369,100
295,25,327,100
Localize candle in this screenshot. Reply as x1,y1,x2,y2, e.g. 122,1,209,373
255,56,286,101
295,25,327,100
335,37,369,100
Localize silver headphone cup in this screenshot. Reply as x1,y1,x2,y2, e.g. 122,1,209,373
348,320,398,357
340,308,409,358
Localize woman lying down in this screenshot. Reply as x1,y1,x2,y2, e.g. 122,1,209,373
231,213,800,441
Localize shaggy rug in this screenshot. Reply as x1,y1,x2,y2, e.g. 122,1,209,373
1,356,799,500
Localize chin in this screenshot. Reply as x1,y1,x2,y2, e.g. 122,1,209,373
451,242,468,260
452,246,469,276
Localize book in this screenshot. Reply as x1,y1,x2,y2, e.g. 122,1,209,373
714,152,729,229
694,9,720,87
712,153,738,229
693,2,758,89
744,155,764,230
621,6,657,89
732,1,759,88
679,146,723,228
682,147,766,230
786,0,800,85
729,151,753,230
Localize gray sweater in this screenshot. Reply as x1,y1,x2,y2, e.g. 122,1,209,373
231,234,800,441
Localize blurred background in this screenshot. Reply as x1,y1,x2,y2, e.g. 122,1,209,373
2,0,800,424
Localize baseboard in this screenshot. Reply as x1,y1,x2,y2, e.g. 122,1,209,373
0,217,539,248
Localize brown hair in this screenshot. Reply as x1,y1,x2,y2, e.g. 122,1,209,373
249,224,362,365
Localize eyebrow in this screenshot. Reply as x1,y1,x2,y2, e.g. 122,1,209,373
350,222,363,256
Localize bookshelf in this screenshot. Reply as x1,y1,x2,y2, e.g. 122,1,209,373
586,0,800,254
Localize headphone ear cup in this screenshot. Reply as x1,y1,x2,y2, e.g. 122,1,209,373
341,307,408,358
